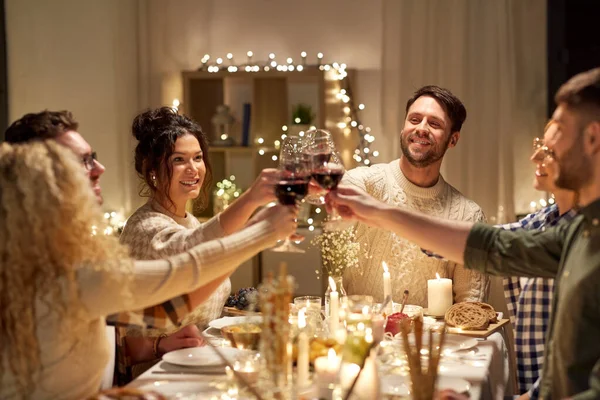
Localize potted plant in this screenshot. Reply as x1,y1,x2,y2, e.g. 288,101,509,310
288,103,315,136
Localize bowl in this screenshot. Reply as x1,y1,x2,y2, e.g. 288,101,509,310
220,323,261,350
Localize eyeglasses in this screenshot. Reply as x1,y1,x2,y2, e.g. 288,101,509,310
532,138,555,160
82,152,98,171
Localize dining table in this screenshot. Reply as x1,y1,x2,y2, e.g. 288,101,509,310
129,320,513,400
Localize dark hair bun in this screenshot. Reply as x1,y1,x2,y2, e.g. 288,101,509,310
132,107,179,142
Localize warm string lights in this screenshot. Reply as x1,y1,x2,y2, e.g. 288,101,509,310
529,193,555,213
91,211,126,236
195,52,377,165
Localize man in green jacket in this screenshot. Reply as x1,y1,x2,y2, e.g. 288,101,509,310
328,67,600,400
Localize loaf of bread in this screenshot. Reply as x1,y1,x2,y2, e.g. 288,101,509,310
444,301,498,330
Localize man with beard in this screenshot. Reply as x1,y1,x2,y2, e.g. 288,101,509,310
341,85,488,307
328,67,600,399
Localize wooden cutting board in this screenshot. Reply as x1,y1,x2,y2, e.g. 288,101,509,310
447,318,510,338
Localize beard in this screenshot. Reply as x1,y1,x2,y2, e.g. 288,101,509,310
554,134,593,191
400,130,451,168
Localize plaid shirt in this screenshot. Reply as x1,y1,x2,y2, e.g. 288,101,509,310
500,205,576,398
105,296,191,329
106,296,192,386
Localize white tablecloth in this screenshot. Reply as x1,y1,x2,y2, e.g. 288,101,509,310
130,330,512,399
439,332,512,400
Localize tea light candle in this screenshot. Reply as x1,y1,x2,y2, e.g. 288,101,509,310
427,273,453,316
314,348,341,397
297,309,310,388
382,262,392,313
328,277,339,336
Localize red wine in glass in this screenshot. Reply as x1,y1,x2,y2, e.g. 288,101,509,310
311,170,344,190
275,178,310,205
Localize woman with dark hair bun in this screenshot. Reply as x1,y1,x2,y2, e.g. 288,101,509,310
118,107,282,380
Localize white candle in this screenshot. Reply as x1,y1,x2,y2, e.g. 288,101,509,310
328,277,339,337
339,353,380,399
314,348,341,398
382,262,392,313
297,309,310,388
427,273,453,316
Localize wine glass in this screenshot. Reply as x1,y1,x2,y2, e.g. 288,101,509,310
305,130,353,231
271,135,309,253
302,129,333,205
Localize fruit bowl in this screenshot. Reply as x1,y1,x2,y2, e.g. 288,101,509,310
221,323,261,350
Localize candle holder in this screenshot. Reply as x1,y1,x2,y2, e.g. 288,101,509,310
259,264,295,398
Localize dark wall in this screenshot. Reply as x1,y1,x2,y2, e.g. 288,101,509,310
547,0,600,117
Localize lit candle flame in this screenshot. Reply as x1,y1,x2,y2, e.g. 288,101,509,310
328,276,337,292
436,272,441,280
298,308,306,329
382,261,389,274
328,348,337,361
172,98,180,108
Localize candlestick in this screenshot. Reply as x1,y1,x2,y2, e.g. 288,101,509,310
297,308,310,388
382,262,392,314
427,273,453,316
328,277,340,337
301,51,307,66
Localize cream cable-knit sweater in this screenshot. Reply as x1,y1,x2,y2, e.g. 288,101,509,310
342,160,489,307
119,200,231,335
1,219,279,400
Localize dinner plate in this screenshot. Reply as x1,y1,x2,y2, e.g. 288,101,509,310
162,346,247,367
381,375,471,396
393,333,478,354
133,379,221,397
208,316,262,330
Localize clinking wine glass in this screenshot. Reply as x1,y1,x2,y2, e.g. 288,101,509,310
306,132,353,231
271,135,309,253
302,129,333,205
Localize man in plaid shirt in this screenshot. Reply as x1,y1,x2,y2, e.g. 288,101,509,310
500,204,575,399
423,121,576,399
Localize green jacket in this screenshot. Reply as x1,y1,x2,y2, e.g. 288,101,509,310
465,199,600,400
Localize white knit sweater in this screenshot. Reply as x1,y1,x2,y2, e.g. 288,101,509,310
119,200,231,334
342,160,489,307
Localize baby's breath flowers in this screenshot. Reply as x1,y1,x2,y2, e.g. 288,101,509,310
311,227,360,278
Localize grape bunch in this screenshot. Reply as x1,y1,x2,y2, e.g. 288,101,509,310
226,287,259,311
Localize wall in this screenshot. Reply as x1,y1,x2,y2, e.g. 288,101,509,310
6,0,544,216
141,0,385,161
5,0,141,213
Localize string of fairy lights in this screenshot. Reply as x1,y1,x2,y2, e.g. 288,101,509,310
180,51,378,166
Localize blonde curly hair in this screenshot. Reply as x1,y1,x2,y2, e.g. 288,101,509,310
0,141,132,397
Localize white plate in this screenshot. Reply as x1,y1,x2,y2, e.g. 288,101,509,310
162,346,247,367
393,333,478,354
208,316,262,330
134,379,220,397
381,375,471,396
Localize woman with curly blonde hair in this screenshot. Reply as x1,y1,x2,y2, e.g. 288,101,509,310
0,141,296,399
